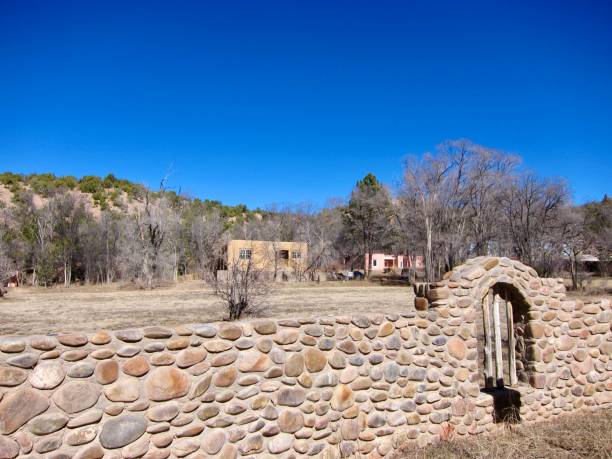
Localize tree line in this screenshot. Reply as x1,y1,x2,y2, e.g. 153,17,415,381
0,139,609,291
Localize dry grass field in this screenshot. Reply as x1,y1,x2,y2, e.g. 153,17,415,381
399,408,612,459
0,281,414,336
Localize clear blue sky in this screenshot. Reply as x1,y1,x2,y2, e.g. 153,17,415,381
1,0,610,208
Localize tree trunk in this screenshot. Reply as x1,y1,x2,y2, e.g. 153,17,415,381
425,220,433,282
569,253,579,291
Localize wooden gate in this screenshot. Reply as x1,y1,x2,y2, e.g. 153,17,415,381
482,285,518,388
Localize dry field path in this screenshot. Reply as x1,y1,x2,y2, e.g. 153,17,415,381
0,281,414,336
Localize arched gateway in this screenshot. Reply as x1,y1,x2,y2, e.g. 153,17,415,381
415,256,579,392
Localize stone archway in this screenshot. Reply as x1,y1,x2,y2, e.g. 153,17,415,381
418,256,567,390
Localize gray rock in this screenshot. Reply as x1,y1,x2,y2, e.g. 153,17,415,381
278,388,306,407
68,362,95,378
7,353,39,369
115,329,144,343
29,412,69,435
99,414,147,449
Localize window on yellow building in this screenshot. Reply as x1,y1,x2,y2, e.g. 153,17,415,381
239,248,252,260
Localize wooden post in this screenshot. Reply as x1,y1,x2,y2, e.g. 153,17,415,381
505,288,518,387
493,292,504,387
482,289,494,388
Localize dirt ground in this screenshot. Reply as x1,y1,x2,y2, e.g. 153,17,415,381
0,281,414,336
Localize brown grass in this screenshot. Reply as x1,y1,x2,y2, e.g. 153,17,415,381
398,409,612,459
0,280,413,336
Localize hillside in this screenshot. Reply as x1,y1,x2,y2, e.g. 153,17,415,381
0,171,258,219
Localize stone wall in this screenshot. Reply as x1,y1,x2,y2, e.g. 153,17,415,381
0,256,610,459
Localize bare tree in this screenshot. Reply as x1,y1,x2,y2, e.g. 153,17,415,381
559,206,593,290
400,143,468,281
207,256,271,321
49,193,88,286
0,232,15,297
190,209,226,276
500,172,568,275
583,196,612,277
462,144,519,256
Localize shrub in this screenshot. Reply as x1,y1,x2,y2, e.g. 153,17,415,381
78,175,104,194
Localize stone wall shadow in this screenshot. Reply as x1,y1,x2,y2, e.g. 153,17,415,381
482,387,522,423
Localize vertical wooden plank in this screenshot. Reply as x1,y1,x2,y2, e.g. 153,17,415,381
506,288,518,387
482,289,494,388
493,292,504,387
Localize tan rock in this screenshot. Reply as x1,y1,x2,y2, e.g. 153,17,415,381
201,430,226,454
143,326,173,339
189,374,212,399
104,378,140,402
52,381,100,414
167,337,190,350
378,322,394,337
95,360,119,384
218,324,242,340
268,433,293,454
211,351,238,367
66,425,98,446
147,402,179,422
0,388,50,434
73,442,105,459
58,333,88,347
527,323,545,339
30,335,57,351
91,348,114,360
237,351,272,372
277,409,304,433
0,367,28,387
204,340,232,353
218,444,238,459
0,339,25,353
90,330,111,345
122,434,149,458
252,320,277,335
337,340,357,354
558,335,575,351
273,329,299,345
447,337,467,360
123,356,150,377
145,367,190,401
176,348,207,368
304,348,327,373
150,352,175,366
0,435,19,459
285,353,304,377
214,367,237,387
331,384,354,411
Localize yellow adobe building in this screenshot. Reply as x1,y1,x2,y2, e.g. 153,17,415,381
226,240,308,272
